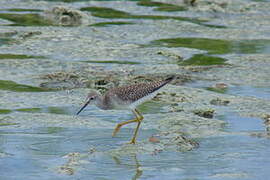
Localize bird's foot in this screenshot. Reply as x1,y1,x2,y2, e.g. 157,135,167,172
127,138,136,144
112,125,121,137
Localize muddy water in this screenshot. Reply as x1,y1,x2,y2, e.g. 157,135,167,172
1,0,270,179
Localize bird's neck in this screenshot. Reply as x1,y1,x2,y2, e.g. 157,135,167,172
95,95,108,110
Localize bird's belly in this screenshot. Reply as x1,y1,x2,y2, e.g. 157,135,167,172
110,99,132,110
128,90,159,110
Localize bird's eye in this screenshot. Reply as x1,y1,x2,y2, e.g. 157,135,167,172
90,97,94,100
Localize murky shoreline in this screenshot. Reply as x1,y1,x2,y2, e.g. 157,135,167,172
0,0,270,179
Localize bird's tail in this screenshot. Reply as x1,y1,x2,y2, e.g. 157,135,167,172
140,75,175,97
153,75,175,91
164,75,175,83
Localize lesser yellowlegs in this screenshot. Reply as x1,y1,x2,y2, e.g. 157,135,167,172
76,76,174,144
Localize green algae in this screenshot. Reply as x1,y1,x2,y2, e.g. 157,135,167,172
82,60,140,64
0,13,53,26
0,54,44,59
0,32,17,46
0,38,15,46
90,21,135,27
232,40,270,54
46,107,69,114
137,0,187,12
148,37,270,55
0,115,17,126
0,80,53,92
80,7,132,18
80,6,217,27
15,108,42,113
180,54,227,66
148,37,231,54
4,9,42,12
0,122,18,126
17,107,71,115
0,109,12,114
206,87,228,94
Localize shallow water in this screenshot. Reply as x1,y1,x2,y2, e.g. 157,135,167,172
0,127,157,180
1,115,269,180
227,86,270,100
189,81,270,100
1,0,270,179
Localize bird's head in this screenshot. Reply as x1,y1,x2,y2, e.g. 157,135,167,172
76,91,100,115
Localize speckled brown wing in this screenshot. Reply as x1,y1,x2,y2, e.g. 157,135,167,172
105,76,174,103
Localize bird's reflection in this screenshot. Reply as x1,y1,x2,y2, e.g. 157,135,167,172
266,126,270,136
264,116,270,136
112,155,143,180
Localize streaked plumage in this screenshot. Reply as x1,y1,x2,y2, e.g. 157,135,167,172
103,76,174,110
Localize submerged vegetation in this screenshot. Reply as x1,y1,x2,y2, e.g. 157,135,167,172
0,80,53,92
0,107,72,115
180,54,228,66
90,21,135,27
82,60,140,64
147,37,270,66
0,13,53,26
137,1,187,12
0,38,16,46
80,6,223,28
206,87,228,94
4,8,42,12
0,54,44,59
148,37,270,54
148,37,233,54
0,109,12,114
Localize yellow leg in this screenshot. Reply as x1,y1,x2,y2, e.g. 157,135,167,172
112,109,144,144
129,109,144,144
112,118,137,137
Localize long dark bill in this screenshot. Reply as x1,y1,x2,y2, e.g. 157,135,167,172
76,100,90,115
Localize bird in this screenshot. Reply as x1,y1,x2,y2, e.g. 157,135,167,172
76,76,174,144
